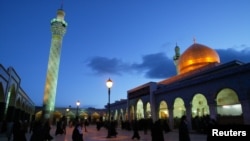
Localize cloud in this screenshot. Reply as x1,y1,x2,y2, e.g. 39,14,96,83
86,56,131,75
86,47,250,79
216,47,250,63
86,53,176,79
131,53,176,78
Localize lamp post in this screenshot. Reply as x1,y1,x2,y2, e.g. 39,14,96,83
106,78,113,138
66,106,70,126
76,100,80,121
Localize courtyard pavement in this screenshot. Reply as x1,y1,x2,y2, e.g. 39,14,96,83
0,124,207,141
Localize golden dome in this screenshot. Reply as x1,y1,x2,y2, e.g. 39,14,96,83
177,43,220,74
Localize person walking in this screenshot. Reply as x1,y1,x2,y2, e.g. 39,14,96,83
72,122,84,141
55,119,64,136
6,120,13,141
43,120,53,141
131,119,140,140
84,119,88,132
12,120,27,141
151,119,164,141
30,120,43,141
106,117,117,138
178,115,190,141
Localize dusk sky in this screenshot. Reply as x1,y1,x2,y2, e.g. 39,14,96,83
1,0,250,109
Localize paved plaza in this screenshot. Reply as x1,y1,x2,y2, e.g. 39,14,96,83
0,124,207,141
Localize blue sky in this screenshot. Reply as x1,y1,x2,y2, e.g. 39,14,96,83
1,0,250,109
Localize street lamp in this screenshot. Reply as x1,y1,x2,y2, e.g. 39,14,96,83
76,100,80,121
106,78,113,138
66,107,70,126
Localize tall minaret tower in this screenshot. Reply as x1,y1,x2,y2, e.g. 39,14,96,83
42,7,67,119
173,43,180,75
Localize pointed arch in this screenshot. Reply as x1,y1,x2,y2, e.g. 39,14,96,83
114,109,118,120
159,100,169,119
216,88,242,116
136,99,144,119
130,105,135,120
125,107,128,120
146,102,151,118
191,93,209,117
120,108,124,121
173,97,186,118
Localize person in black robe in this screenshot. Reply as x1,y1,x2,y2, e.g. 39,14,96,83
72,123,83,141
151,119,164,141
55,119,64,135
178,115,190,141
30,120,43,141
131,119,140,140
43,120,53,141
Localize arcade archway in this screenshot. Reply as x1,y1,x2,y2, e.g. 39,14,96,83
216,88,243,124
173,97,186,118
146,102,151,118
130,105,135,120
173,98,186,128
191,93,209,117
136,99,144,119
158,100,169,119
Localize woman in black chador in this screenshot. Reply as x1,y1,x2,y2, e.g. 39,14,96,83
131,119,140,140
178,115,190,141
106,117,117,138
55,118,64,135
30,120,43,141
12,120,27,141
151,119,164,141
43,120,53,141
72,122,84,141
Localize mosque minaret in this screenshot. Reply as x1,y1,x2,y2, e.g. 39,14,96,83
42,7,67,119
173,43,180,74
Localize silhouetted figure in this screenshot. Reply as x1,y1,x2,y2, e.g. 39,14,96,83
5,120,13,141
43,120,53,141
84,119,88,132
61,116,67,134
72,123,83,141
1,120,7,133
12,120,27,141
142,119,149,135
96,119,102,131
151,119,164,141
131,119,140,140
162,119,170,133
55,119,64,135
206,117,218,141
179,115,190,141
23,120,29,134
106,118,117,138
30,120,43,141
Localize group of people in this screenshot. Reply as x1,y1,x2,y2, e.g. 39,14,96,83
0,120,29,141
30,120,53,141
130,118,170,141
72,121,84,141
0,115,193,141
130,115,190,141
31,118,87,141
12,120,29,141
55,117,67,136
